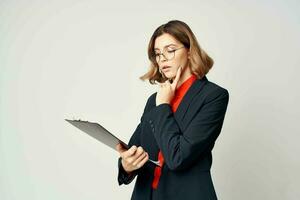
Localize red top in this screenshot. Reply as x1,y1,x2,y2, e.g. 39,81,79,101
151,74,198,189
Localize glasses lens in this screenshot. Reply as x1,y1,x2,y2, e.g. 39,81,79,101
154,49,176,62
165,50,175,60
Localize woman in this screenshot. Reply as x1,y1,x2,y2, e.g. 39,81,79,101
116,20,229,200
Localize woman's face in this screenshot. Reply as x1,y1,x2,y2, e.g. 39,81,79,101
154,33,190,80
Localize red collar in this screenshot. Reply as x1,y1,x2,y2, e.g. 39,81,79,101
176,74,197,96
171,74,197,112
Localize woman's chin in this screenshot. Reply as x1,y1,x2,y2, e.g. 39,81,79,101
164,72,175,80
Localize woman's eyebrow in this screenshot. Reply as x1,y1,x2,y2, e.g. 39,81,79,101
154,44,177,50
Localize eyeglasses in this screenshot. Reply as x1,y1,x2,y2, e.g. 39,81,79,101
154,46,185,62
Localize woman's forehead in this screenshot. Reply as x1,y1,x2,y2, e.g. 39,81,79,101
154,33,181,50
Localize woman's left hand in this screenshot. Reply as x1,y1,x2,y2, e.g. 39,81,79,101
156,67,182,106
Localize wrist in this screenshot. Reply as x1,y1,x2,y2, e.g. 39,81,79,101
157,102,170,106
121,159,133,174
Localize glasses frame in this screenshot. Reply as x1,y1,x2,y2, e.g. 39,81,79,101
154,46,185,63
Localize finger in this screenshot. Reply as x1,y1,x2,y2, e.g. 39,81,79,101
132,152,147,166
162,81,169,87
127,146,145,165
172,66,182,89
172,66,182,86
132,146,144,159
116,143,121,151
136,153,149,168
123,145,137,159
116,143,126,153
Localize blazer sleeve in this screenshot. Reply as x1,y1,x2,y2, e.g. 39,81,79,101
117,96,153,185
143,88,229,171
117,123,142,185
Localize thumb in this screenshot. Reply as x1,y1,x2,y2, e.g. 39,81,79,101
116,143,127,153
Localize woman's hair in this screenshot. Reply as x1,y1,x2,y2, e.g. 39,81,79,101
140,20,214,84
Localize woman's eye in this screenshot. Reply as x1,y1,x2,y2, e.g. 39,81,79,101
167,50,175,53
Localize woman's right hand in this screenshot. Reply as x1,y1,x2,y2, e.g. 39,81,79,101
116,143,149,174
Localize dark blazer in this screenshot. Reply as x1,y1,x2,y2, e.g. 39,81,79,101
117,76,229,200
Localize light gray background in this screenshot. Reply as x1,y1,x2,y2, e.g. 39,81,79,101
1,0,299,199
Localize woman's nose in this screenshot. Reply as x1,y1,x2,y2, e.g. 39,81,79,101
160,54,167,62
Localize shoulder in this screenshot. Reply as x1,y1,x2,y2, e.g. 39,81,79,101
202,78,229,103
142,92,157,113
148,92,157,104
204,79,229,97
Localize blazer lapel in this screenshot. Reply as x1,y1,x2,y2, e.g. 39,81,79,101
144,76,208,158
173,76,208,131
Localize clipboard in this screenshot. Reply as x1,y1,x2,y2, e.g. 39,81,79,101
65,119,160,166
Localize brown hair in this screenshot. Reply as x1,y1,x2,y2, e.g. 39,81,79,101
139,20,214,84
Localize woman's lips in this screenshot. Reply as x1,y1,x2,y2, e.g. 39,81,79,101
162,66,171,71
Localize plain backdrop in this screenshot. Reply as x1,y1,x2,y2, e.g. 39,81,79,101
1,0,299,199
